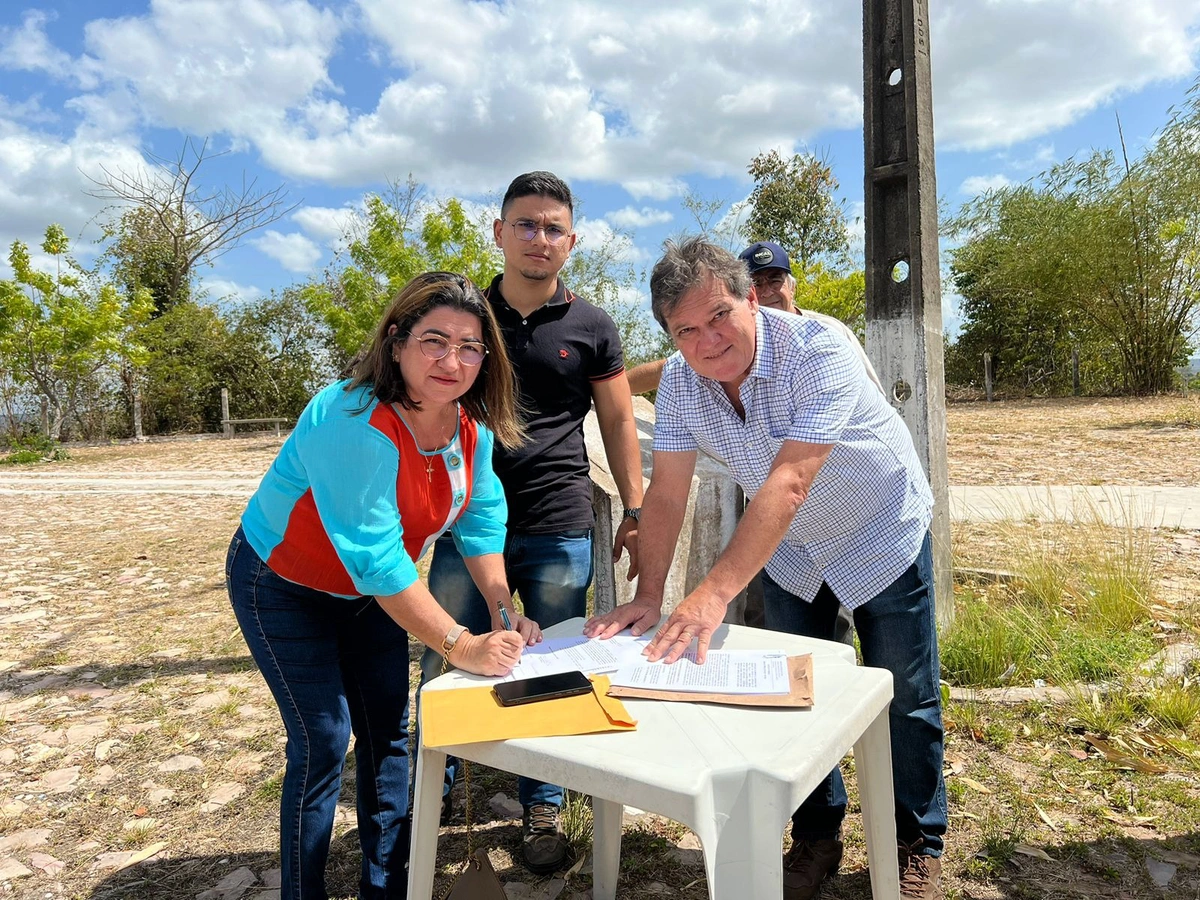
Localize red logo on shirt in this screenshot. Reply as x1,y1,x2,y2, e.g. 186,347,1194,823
559,349,569,358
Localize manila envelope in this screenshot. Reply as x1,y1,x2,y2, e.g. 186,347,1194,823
606,654,813,708
421,675,637,747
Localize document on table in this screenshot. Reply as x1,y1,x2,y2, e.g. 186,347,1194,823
499,633,653,682
610,649,792,694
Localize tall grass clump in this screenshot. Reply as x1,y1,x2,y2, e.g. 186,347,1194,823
940,589,1042,686
1060,682,1141,735
1144,678,1200,737
945,501,1160,689
560,789,594,848
1077,505,1155,631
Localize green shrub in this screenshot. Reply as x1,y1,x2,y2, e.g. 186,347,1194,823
1,432,68,464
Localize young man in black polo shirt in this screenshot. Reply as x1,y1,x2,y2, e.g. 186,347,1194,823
421,171,644,874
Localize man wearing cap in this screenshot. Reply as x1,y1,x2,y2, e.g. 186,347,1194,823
588,235,946,900
626,240,882,394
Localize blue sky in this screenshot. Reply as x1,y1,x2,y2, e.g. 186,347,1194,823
1,1,1198,338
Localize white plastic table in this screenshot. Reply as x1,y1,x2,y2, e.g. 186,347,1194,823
409,619,899,899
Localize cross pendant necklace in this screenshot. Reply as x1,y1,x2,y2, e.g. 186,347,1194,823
425,455,434,482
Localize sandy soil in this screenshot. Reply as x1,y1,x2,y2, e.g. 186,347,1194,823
1,398,1198,899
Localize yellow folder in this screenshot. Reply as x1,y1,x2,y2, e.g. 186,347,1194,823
420,675,637,747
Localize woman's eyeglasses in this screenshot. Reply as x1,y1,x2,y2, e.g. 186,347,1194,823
408,334,488,366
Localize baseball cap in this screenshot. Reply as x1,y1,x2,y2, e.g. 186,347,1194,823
739,241,791,275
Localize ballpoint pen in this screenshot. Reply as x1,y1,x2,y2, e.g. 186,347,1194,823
498,604,514,631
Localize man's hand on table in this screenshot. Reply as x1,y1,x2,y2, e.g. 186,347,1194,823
583,598,662,640
643,589,726,664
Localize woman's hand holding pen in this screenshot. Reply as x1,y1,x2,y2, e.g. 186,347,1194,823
452,630,525,676
492,602,542,646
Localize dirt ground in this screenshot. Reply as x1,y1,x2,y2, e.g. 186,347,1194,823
947,395,1200,486
1,396,1198,899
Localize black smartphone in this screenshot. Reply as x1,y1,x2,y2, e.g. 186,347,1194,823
493,670,592,707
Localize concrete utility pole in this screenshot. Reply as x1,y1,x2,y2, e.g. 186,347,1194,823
862,0,953,624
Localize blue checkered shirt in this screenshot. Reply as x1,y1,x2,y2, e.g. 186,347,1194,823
653,308,933,610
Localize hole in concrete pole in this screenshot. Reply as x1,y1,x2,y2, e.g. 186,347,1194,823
891,259,910,283
887,67,902,86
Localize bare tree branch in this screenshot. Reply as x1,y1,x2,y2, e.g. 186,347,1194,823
86,138,301,311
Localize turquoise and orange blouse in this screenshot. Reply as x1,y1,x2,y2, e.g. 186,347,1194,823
241,380,507,598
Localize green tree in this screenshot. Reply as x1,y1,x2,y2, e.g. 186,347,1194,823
744,149,850,270
0,226,153,439
741,151,867,332
138,291,326,434
946,86,1200,395
304,182,501,358
91,139,299,437
563,225,667,366
139,302,231,433
792,264,867,339
227,289,328,418
101,205,192,316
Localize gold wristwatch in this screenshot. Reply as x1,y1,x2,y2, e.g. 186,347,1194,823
441,624,468,659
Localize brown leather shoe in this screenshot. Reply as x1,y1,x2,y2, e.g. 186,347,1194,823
783,838,843,900
898,839,943,899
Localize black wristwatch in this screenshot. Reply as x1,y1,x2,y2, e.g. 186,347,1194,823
622,507,641,522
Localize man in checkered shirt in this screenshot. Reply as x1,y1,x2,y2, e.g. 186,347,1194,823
585,236,947,900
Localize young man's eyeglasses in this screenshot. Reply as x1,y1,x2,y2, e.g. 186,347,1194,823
408,334,488,366
504,219,572,245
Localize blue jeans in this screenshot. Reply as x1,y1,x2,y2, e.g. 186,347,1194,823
226,528,411,899
762,532,947,854
421,530,593,808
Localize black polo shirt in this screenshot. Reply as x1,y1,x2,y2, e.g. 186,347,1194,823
484,274,625,533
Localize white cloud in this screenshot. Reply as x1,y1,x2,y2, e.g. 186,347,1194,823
959,174,1012,197
79,0,342,139
931,1,1200,150
605,206,673,229
252,230,323,272
0,94,57,126
0,11,90,87
0,120,147,260
573,217,648,264
622,177,689,201
292,205,361,248
1,0,1198,291
5,0,1198,202
198,277,265,305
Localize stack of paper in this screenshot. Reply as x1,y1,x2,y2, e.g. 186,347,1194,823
499,633,652,682
610,649,792,695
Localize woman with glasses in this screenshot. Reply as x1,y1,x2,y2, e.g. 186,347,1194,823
225,271,539,900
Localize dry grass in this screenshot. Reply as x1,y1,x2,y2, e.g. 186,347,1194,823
947,395,1200,486
1,398,1199,899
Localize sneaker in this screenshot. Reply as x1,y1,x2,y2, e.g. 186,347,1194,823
898,838,943,899
521,803,569,874
783,838,843,900
440,791,452,826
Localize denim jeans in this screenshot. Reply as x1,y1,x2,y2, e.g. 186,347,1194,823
226,528,411,899
420,529,593,808
762,532,947,855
